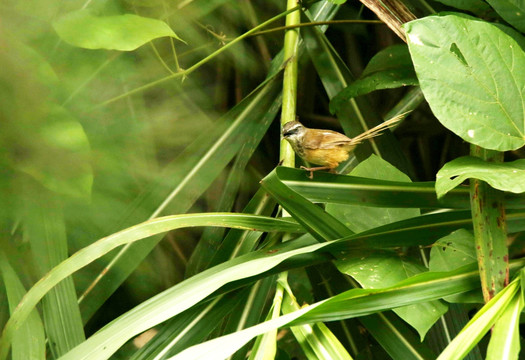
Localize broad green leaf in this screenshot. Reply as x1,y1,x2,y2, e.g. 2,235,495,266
227,277,277,360
486,0,525,33
486,286,523,360
327,156,445,339
330,45,418,114
336,250,447,340
433,0,490,13
53,10,183,51
327,155,419,232
436,157,525,198
436,278,521,360
428,229,482,303
404,13,525,151
429,229,477,272
0,252,45,360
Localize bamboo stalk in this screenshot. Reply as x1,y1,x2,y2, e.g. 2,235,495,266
470,146,509,302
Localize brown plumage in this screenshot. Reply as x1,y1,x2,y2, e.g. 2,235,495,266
282,113,407,178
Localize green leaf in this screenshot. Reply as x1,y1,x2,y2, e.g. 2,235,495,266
429,229,477,272
78,73,283,322
436,157,525,198
326,155,419,232
336,251,447,340
170,261,525,360
404,13,525,151
53,10,183,51
282,290,353,360
0,213,305,360
22,189,85,357
436,278,521,360
429,229,482,303
330,45,418,114
0,252,45,360
485,284,523,360
433,0,490,13
272,167,473,210
486,0,525,33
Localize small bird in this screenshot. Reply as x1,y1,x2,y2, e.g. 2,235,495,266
282,113,407,178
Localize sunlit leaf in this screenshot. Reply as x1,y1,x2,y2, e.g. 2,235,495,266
53,10,184,51
405,13,525,151
436,156,525,198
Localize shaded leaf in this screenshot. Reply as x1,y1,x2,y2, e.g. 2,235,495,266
53,10,183,51
0,252,45,360
330,45,418,114
429,229,477,272
487,0,525,33
433,0,490,13
436,156,525,198
404,13,525,151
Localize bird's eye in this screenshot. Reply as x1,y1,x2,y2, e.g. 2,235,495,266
283,127,298,137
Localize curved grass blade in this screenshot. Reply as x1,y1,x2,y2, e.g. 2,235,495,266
22,189,85,356
436,277,521,360
0,213,303,360
79,72,283,322
170,260,525,360
260,168,353,242
271,167,525,209
0,252,45,360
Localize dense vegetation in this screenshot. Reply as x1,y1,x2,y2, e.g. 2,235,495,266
1,0,525,359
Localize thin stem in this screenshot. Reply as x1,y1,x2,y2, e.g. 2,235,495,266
149,42,176,75
279,0,300,169
98,4,302,107
249,19,383,37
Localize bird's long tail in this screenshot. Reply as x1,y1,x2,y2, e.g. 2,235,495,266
350,111,410,145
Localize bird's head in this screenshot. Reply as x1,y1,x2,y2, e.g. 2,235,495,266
282,121,306,147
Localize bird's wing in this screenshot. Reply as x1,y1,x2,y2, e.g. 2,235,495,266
303,130,352,149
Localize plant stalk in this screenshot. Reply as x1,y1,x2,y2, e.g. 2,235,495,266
279,0,300,168
470,146,509,302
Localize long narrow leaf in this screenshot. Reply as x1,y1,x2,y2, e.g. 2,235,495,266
0,213,303,360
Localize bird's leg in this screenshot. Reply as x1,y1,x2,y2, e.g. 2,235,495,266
300,166,332,179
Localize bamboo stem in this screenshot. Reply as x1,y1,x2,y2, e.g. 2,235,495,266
470,146,509,302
